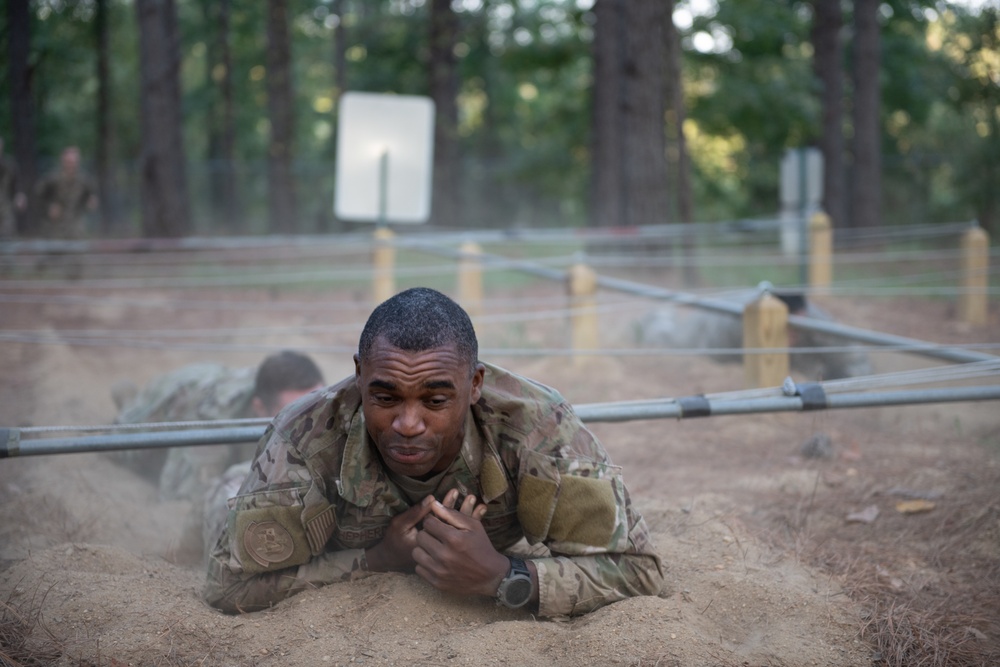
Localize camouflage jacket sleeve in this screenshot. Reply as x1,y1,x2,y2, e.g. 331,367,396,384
518,418,663,617
490,391,664,618
203,422,369,613
529,483,664,618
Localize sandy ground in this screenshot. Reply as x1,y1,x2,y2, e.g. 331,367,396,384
1,271,998,666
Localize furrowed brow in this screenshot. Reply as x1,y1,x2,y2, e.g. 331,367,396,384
368,379,397,391
425,380,456,390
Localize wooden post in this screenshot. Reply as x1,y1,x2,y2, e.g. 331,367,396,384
372,227,396,306
959,225,989,327
743,291,789,389
457,241,483,319
809,210,832,289
568,261,599,364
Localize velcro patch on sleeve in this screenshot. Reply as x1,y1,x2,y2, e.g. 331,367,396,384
517,474,558,542
547,475,617,547
479,455,509,502
232,505,312,575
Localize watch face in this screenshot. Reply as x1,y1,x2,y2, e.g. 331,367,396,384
503,576,533,608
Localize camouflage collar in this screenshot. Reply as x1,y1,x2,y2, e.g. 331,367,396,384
336,405,509,507
335,409,384,508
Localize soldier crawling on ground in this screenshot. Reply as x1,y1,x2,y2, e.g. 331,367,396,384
203,287,664,618
111,350,326,503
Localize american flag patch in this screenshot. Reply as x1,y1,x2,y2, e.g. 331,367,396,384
305,505,336,553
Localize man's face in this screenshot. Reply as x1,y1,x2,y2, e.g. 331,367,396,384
61,148,80,174
355,337,484,479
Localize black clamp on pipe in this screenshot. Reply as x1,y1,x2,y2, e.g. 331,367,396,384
795,382,828,411
677,395,711,418
0,428,18,459
782,376,829,411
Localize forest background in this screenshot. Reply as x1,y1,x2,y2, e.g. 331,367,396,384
1,0,998,240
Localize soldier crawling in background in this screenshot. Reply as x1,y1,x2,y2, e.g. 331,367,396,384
204,287,663,618
35,146,98,239
111,350,325,503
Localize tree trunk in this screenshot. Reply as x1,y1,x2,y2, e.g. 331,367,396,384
851,0,881,229
219,0,238,232
591,0,669,229
812,0,845,229
136,0,191,238
663,0,696,284
6,0,38,236
266,0,297,233
203,0,238,233
623,0,669,229
333,0,348,103
96,0,117,235
429,0,461,228
590,0,626,227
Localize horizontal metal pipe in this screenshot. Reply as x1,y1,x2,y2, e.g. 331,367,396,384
575,385,1000,422
1,425,264,458
5,385,998,457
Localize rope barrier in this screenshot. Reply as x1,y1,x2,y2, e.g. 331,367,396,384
0,220,975,256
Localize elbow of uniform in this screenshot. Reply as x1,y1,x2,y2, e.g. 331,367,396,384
626,552,666,598
203,562,276,615
204,588,241,615
203,578,275,615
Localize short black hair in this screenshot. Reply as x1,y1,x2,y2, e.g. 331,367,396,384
358,287,478,372
254,350,324,412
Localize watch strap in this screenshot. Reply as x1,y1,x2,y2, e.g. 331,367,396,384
496,556,533,609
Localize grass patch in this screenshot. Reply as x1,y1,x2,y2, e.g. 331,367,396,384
1,585,63,667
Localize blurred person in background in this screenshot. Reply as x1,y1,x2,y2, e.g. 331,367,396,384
111,350,325,503
35,145,98,239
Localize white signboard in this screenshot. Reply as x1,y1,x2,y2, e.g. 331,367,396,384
780,147,823,209
779,147,824,256
334,92,435,224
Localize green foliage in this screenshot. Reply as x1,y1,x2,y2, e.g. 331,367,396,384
0,0,994,234
685,0,819,218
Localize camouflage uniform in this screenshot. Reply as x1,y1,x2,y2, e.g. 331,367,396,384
204,362,664,618
0,155,19,238
35,169,96,239
115,363,259,502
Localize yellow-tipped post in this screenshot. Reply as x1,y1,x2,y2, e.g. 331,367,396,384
372,227,396,306
457,241,483,320
809,210,833,289
959,225,989,327
568,261,599,365
743,291,790,389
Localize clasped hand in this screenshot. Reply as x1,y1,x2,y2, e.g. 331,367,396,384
365,489,509,599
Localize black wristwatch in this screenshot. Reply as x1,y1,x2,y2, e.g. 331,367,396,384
496,556,533,609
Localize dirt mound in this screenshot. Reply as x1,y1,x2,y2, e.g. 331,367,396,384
1,283,998,665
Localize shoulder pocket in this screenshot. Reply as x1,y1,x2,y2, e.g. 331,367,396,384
516,450,628,553
228,485,335,575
